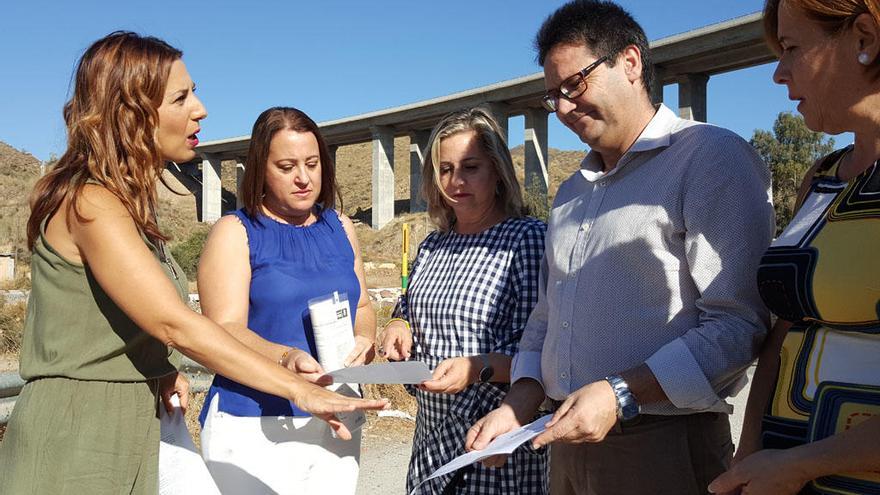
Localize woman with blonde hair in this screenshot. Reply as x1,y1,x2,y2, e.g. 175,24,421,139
381,106,549,494
710,1,880,493
0,32,385,494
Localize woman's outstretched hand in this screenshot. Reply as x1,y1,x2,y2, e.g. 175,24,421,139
291,384,389,440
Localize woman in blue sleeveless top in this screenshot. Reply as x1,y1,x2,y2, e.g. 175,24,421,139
197,107,377,494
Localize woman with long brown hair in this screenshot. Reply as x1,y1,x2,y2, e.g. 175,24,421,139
709,1,880,493
196,106,376,494
0,32,385,494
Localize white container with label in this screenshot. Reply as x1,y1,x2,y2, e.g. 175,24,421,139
308,291,364,434
308,291,356,372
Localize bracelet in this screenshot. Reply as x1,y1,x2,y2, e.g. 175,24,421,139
278,347,295,367
386,318,411,330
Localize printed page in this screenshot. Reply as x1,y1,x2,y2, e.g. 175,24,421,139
408,415,552,495
158,395,221,495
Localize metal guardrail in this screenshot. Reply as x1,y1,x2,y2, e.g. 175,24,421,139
0,357,214,426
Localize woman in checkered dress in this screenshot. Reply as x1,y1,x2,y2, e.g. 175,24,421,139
381,108,549,494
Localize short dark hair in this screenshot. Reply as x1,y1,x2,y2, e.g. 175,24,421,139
240,107,340,220
535,0,654,94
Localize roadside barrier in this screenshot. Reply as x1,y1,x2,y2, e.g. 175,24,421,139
0,357,213,426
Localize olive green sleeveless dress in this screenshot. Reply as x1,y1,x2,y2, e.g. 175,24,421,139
0,216,187,494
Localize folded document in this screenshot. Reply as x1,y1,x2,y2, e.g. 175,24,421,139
408,414,552,495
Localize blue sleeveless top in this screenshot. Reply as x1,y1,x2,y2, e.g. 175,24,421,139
199,207,360,421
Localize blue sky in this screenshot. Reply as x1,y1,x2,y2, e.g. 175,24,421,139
1,0,801,161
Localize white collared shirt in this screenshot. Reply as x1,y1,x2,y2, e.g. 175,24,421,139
511,104,775,415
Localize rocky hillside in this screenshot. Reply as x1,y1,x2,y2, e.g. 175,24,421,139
0,142,41,262
0,142,204,248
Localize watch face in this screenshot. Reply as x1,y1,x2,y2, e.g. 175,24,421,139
621,401,640,421
479,366,494,383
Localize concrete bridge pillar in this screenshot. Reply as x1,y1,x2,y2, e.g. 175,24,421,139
651,68,665,105
678,73,709,122
201,153,222,223
408,130,430,213
371,126,395,229
484,102,510,145
523,108,549,198
235,157,246,210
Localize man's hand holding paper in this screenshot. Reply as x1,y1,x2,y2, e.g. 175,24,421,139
407,415,552,495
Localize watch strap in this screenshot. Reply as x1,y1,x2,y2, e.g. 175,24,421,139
478,354,494,383
605,374,640,421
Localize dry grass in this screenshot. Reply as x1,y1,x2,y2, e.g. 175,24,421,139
363,359,418,418
355,212,433,263
184,391,207,450
0,299,26,357
0,268,30,291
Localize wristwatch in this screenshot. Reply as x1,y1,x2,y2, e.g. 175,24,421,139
605,374,640,421
477,354,494,383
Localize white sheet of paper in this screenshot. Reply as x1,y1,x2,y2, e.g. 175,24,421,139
408,415,552,495
330,383,367,437
328,361,433,384
158,395,221,495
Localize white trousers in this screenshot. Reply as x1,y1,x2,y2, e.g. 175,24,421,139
200,394,361,495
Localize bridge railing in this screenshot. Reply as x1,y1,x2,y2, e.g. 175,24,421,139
0,357,214,426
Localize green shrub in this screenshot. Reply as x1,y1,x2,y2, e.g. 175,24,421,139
522,174,550,222
170,226,211,280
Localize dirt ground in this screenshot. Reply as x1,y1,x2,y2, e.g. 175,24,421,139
358,417,415,494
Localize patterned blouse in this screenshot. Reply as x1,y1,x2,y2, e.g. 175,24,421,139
396,216,548,495
757,146,880,495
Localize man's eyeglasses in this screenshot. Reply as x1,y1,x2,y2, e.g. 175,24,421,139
541,55,609,113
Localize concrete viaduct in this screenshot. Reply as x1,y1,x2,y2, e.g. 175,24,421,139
183,12,774,229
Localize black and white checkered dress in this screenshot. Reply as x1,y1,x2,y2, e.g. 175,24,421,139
397,216,549,495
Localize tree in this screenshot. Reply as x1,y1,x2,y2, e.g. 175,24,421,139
750,112,835,234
